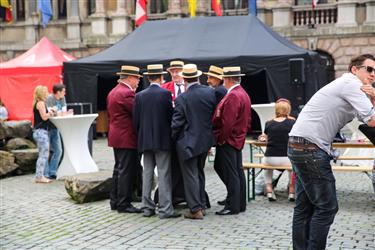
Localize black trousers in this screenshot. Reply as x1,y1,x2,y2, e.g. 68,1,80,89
215,144,246,213
110,148,138,210
178,151,208,213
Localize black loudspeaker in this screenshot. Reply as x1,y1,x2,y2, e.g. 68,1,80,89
289,58,305,85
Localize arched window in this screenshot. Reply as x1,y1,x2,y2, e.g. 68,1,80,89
149,0,168,14
16,0,25,21
88,0,96,15
57,0,67,19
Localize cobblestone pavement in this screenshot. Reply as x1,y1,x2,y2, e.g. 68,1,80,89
1,138,374,249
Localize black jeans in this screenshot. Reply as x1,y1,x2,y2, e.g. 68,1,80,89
288,139,338,250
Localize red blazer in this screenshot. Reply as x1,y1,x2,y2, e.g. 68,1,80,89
212,85,251,150
161,81,177,101
107,83,137,149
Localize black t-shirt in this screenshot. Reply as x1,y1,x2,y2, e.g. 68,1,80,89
33,104,50,130
264,118,295,157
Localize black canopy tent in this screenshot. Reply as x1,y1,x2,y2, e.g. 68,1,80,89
64,15,327,123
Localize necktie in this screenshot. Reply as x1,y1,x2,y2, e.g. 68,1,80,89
177,84,182,96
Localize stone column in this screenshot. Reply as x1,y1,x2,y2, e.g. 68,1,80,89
167,0,182,19
111,0,130,36
90,0,107,35
256,0,267,23
52,0,58,20
196,0,207,16
24,0,38,43
364,0,375,25
272,0,293,27
78,0,88,20
336,0,357,27
66,0,81,42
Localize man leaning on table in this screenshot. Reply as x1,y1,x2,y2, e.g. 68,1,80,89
107,65,142,214
288,54,375,250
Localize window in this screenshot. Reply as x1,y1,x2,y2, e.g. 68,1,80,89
222,0,248,10
88,0,96,15
16,0,25,21
58,0,67,19
149,0,168,14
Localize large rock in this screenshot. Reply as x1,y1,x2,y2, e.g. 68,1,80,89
4,120,32,139
64,171,112,204
0,121,8,140
5,138,36,151
11,148,38,174
0,150,19,176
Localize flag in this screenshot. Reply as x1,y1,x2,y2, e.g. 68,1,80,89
212,0,222,16
135,0,147,27
38,0,53,27
0,0,12,23
248,0,257,16
188,0,196,17
312,0,317,9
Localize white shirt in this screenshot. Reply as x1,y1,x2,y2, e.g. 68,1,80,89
227,83,240,94
174,82,185,96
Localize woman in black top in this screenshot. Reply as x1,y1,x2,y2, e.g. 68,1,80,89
258,99,295,201
32,85,54,183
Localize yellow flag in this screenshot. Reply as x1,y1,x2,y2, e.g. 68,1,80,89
0,0,10,8
188,0,196,17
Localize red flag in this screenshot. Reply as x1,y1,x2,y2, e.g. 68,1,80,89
212,0,222,16
135,0,147,27
0,0,12,23
312,0,317,9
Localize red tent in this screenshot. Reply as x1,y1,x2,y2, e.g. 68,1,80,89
0,37,75,121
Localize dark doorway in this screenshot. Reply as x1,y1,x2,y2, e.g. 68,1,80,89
241,70,269,135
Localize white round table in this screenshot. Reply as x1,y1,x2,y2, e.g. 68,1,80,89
50,114,99,179
252,103,276,132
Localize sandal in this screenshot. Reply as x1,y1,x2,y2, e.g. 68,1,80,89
267,191,277,201
288,193,295,202
35,177,52,184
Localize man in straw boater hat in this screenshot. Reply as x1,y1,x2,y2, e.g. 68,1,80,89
171,64,217,219
212,66,251,215
161,60,185,102
204,65,227,103
107,65,142,214
133,64,181,219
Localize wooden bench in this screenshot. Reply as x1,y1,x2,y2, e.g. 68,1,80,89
253,153,374,161
243,162,373,201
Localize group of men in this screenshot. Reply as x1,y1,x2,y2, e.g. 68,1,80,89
107,61,251,219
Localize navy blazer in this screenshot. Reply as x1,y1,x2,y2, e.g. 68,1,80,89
215,84,227,103
171,83,217,160
134,84,173,152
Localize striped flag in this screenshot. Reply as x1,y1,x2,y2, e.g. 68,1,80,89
212,0,222,16
0,0,12,23
188,0,196,17
135,0,147,27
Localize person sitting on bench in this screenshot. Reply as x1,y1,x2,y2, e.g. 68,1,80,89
258,98,295,201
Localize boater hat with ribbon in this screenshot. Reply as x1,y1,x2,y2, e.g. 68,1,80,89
143,64,168,75
167,60,184,71
204,65,223,80
222,66,245,77
178,64,203,78
116,65,142,77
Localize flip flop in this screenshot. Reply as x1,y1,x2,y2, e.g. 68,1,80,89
35,177,52,184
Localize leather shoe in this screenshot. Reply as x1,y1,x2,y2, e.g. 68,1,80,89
215,209,237,216
143,209,155,217
117,205,142,214
184,210,204,220
217,199,226,206
160,212,181,219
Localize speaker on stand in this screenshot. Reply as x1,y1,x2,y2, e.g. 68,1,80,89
289,58,305,114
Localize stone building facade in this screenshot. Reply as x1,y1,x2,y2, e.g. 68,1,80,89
1,0,374,77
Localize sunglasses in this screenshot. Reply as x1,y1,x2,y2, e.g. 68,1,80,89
358,65,375,74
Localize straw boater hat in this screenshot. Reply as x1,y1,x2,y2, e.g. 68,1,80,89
204,65,223,80
116,65,142,77
143,64,168,75
178,64,203,78
222,66,245,77
167,60,184,71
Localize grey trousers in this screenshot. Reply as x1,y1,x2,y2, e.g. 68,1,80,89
142,150,174,217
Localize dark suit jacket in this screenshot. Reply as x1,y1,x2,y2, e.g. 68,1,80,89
215,84,227,103
212,85,251,150
134,84,173,152
107,83,137,149
171,83,217,160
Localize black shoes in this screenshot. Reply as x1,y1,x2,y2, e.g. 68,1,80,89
117,205,142,214
160,212,181,219
215,209,238,216
143,209,156,217
217,199,226,206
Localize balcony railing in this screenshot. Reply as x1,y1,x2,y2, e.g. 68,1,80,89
293,3,337,26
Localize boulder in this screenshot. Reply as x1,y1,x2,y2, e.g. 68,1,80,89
5,138,36,151
4,120,32,139
11,148,38,174
64,171,112,204
0,150,19,176
0,121,8,140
